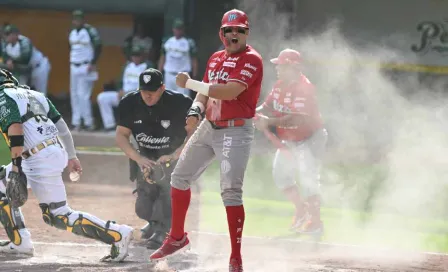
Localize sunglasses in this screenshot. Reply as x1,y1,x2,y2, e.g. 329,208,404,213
222,27,247,34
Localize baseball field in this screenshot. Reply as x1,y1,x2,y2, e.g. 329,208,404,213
0,131,447,271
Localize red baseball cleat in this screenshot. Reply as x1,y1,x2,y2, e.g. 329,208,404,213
149,233,190,261
229,258,244,272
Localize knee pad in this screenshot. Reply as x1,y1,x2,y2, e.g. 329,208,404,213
39,202,121,245
221,188,243,206
0,193,25,245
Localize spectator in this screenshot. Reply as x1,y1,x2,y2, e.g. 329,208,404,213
123,23,153,62
157,19,198,97
97,45,154,131
1,24,51,94
69,9,102,132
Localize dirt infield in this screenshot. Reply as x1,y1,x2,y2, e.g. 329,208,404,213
0,132,447,271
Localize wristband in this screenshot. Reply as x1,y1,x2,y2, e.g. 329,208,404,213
186,79,210,96
192,101,205,113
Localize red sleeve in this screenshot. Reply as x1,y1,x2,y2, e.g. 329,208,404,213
227,54,262,89
262,89,275,109
202,54,216,83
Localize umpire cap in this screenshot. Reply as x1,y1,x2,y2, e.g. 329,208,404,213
138,68,163,92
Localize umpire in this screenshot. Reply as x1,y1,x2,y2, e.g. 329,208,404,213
115,68,194,249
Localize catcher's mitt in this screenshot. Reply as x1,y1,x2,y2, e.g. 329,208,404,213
6,171,28,208
142,161,177,184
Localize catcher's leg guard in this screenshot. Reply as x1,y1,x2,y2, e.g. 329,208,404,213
0,193,26,246
39,201,122,244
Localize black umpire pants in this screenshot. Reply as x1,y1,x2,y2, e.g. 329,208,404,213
132,160,175,233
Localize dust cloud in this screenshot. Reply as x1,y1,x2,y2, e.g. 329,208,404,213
236,0,448,264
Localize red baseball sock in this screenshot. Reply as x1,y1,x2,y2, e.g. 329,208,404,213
169,187,191,240
225,205,245,261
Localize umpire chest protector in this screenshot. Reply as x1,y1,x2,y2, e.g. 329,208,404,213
117,90,192,159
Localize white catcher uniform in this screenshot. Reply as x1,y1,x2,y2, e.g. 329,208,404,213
69,24,101,129
161,36,197,96
97,60,152,129
3,35,51,94
0,83,133,261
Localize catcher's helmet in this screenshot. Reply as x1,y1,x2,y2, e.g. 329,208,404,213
270,49,302,65
0,69,19,87
221,9,249,29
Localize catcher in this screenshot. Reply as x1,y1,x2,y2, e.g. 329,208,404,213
254,49,328,234
0,69,134,261
115,68,195,249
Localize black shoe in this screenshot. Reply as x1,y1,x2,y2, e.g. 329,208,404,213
146,230,166,250
141,222,155,240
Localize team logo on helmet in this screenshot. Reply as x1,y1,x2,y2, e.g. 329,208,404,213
228,13,238,22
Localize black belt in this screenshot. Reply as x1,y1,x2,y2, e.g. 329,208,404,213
71,61,90,67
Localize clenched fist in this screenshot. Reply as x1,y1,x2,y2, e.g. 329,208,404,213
176,72,190,88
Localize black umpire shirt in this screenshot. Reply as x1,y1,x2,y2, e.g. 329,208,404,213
117,90,192,160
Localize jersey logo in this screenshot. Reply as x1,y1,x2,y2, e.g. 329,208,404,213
143,75,151,83
161,120,170,129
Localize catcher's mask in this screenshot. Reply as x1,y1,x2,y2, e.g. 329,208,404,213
0,69,19,88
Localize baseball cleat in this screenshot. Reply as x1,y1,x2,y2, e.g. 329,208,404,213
290,213,308,231
229,258,244,272
102,225,134,262
0,240,34,256
296,220,323,235
149,233,190,261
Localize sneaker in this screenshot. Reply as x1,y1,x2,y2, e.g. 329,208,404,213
0,240,34,256
146,230,166,250
229,258,243,272
149,233,190,261
290,212,308,231
297,220,323,235
141,222,154,240
102,225,134,262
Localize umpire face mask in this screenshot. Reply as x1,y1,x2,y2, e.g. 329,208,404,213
140,85,165,107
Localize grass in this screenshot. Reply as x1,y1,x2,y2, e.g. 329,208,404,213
2,141,448,253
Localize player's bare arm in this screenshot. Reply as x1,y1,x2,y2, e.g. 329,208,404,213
177,72,245,100
116,125,156,169
157,55,165,72
8,123,24,172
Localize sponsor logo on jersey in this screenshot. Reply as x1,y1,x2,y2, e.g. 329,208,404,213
273,100,291,113
244,63,257,71
227,56,239,61
240,69,253,78
136,133,170,144
0,106,11,121
209,62,217,68
223,61,236,68
208,68,229,82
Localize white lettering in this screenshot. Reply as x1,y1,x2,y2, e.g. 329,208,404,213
273,100,291,113
244,63,257,71
136,133,170,145
222,135,232,158
208,68,229,83
223,61,236,68
240,69,253,78
227,56,239,61
209,62,217,68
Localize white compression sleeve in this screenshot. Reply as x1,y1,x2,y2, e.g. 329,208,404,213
55,118,77,159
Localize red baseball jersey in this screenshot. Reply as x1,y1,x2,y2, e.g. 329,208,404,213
262,75,323,141
202,45,263,121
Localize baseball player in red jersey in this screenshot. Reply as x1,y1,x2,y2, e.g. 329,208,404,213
149,9,263,271
254,49,328,235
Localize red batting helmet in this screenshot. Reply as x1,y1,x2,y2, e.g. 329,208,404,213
221,9,249,29
270,49,302,65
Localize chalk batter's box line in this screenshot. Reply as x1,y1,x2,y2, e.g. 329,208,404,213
32,231,448,257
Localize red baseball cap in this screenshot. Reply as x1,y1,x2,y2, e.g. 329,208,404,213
270,49,301,65
221,9,249,29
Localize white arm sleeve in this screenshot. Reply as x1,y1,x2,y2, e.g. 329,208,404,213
55,118,77,159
